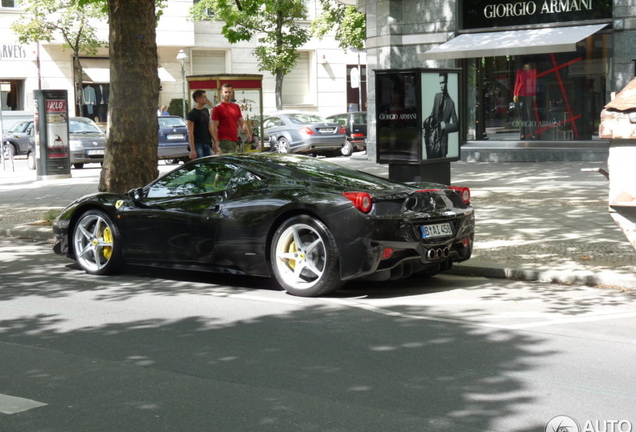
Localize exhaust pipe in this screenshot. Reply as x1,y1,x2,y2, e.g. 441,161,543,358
426,247,451,260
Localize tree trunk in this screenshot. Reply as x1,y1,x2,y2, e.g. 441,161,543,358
73,54,84,117
275,69,283,111
99,0,159,193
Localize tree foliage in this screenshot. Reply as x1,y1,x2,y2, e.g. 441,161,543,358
12,0,108,112
191,0,310,110
11,0,107,56
311,0,365,51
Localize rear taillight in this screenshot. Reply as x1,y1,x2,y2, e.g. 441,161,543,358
382,248,394,260
343,192,373,213
339,126,346,134
448,186,470,204
351,133,364,138
299,126,315,135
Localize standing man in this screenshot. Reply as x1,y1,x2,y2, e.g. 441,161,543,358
423,72,459,159
187,90,219,159
211,83,251,154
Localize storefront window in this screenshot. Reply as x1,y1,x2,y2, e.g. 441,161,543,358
1,80,24,111
1,0,20,7
468,32,610,141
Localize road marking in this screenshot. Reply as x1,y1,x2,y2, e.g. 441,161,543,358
506,310,636,329
0,393,48,414
325,298,636,331
229,294,302,304
324,298,506,329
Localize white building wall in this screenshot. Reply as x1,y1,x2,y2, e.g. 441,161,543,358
1,0,366,128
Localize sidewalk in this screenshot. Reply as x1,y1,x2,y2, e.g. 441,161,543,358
2,155,635,289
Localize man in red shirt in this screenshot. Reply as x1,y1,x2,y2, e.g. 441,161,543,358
211,83,252,153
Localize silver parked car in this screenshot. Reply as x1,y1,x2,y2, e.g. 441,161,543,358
68,117,106,169
25,117,105,170
263,112,347,156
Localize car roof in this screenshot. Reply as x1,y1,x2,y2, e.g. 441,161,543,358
327,111,366,116
264,111,323,117
196,153,406,192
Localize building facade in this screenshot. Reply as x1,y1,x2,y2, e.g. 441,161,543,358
358,0,636,159
0,0,367,129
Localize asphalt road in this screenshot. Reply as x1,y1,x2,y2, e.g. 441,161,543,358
1,238,635,432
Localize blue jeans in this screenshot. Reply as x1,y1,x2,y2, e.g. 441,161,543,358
195,142,213,158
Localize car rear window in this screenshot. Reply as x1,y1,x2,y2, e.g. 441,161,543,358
288,114,325,124
352,113,367,125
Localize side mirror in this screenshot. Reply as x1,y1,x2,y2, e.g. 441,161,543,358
128,187,145,202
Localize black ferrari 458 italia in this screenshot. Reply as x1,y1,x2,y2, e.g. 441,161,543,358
53,153,474,297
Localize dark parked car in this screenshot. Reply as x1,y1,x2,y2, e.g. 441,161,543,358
263,112,347,156
326,111,367,156
52,153,475,297
2,119,34,156
158,115,189,164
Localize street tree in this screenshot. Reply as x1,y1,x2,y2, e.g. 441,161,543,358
190,0,310,110
311,0,366,51
11,0,107,115
77,0,164,194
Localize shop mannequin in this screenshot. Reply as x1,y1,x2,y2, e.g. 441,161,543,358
513,62,537,140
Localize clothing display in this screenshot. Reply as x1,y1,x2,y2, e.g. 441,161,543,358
82,84,110,122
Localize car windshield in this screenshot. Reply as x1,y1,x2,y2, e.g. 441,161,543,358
287,114,326,125
147,161,240,198
69,119,102,134
159,117,186,128
8,121,30,133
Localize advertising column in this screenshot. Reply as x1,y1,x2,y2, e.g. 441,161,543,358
375,69,461,184
34,90,71,180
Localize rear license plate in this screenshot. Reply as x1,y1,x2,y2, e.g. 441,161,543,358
87,149,104,156
420,223,452,239
319,128,335,133
167,134,185,140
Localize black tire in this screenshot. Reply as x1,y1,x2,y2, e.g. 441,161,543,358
270,215,343,297
276,137,291,153
73,163,84,169
341,141,354,157
72,209,123,275
27,151,36,170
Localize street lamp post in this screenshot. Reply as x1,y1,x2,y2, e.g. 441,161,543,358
349,47,366,112
176,49,188,119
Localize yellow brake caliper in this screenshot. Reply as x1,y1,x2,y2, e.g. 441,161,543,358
287,241,297,270
102,227,113,259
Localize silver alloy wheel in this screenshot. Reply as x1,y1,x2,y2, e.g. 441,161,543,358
73,212,115,273
341,141,354,156
1,143,14,159
277,137,291,153
273,223,326,291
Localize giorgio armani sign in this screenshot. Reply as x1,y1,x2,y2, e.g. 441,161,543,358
463,0,612,29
